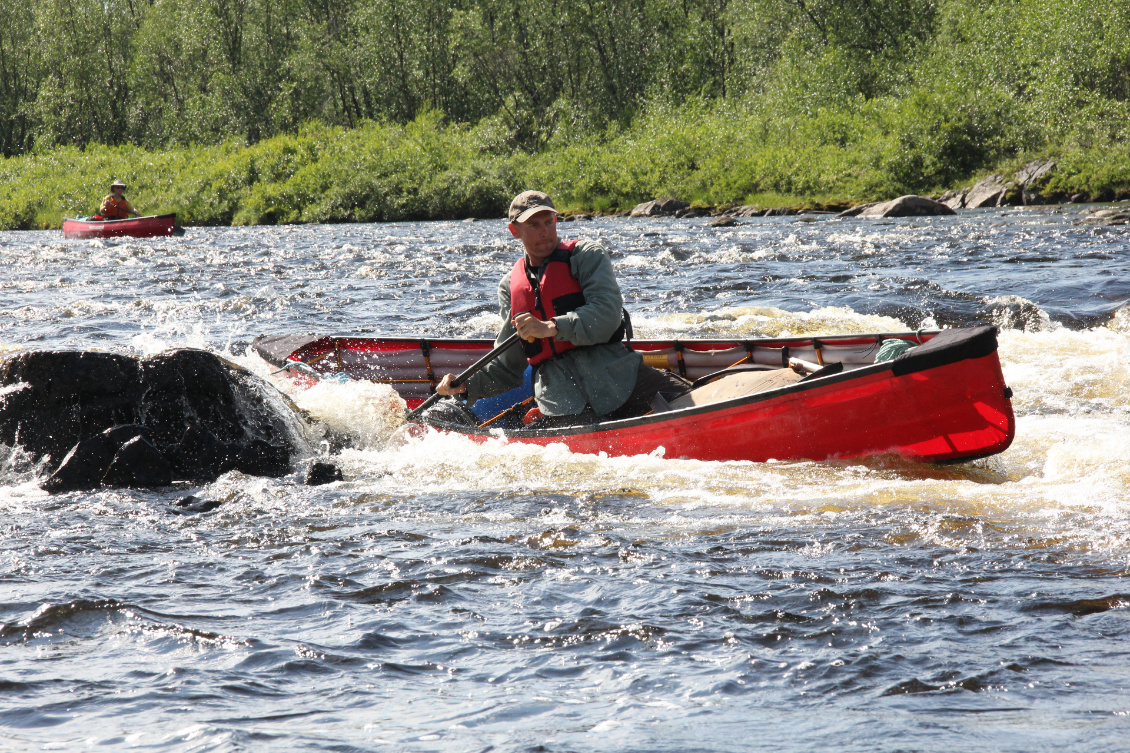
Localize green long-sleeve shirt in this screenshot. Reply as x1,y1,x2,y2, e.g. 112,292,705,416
465,238,641,416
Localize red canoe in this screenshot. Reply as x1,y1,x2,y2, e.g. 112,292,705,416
62,214,179,239
252,326,1016,464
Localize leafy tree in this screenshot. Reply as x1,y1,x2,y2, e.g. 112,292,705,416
30,0,142,148
0,0,39,154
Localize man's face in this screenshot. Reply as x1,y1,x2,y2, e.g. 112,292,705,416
508,210,558,265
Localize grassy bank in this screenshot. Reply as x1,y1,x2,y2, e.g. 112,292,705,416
2,105,1129,231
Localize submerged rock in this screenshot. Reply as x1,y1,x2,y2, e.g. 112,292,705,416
306,461,344,486
0,349,305,493
173,495,224,514
1077,208,1130,225
706,214,738,227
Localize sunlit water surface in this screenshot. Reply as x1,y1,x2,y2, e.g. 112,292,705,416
2,207,1129,751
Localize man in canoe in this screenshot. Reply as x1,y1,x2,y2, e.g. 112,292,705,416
435,190,689,426
98,179,141,220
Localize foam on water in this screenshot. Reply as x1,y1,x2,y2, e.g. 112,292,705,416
239,309,1130,564
636,304,909,338
291,378,408,450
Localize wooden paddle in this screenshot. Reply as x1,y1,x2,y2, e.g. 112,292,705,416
404,332,524,422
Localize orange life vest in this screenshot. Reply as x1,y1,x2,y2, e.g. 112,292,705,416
100,195,131,219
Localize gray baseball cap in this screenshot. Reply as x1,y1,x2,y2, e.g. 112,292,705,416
508,191,557,223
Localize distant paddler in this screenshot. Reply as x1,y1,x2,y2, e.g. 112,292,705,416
98,179,141,220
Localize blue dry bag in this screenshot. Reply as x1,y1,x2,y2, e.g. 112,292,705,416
468,366,534,420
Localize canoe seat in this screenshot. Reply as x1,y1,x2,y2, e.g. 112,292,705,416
667,368,803,409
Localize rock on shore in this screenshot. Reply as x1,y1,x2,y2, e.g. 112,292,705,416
943,158,1060,209
837,195,954,218
630,198,690,217
0,349,308,493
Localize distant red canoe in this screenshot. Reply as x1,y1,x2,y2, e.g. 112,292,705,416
62,214,179,239
253,326,1016,464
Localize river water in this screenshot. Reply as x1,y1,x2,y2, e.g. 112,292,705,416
1,206,1129,752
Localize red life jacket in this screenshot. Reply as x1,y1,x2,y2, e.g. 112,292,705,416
509,240,625,366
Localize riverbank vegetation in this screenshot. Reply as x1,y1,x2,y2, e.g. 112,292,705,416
2,0,1128,228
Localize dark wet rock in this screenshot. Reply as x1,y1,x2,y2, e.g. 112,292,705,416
561,213,593,222
629,198,689,217
762,207,796,216
165,425,232,481
984,296,1050,332
103,424,149,446
859,195,956,218
166,425,290,479
173,495,224,514
0,348,304,493
882,678,942,696
102,435,172,488
674,206,709,218
306,461,344,486
233,439,291,477
41,424,146,493
706,214,738,227
1070,193,1088,203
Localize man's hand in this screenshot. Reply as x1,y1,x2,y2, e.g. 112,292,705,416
512,312,557,342
435,373,466,396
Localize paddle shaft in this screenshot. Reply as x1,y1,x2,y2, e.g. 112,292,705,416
405,332,524,422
